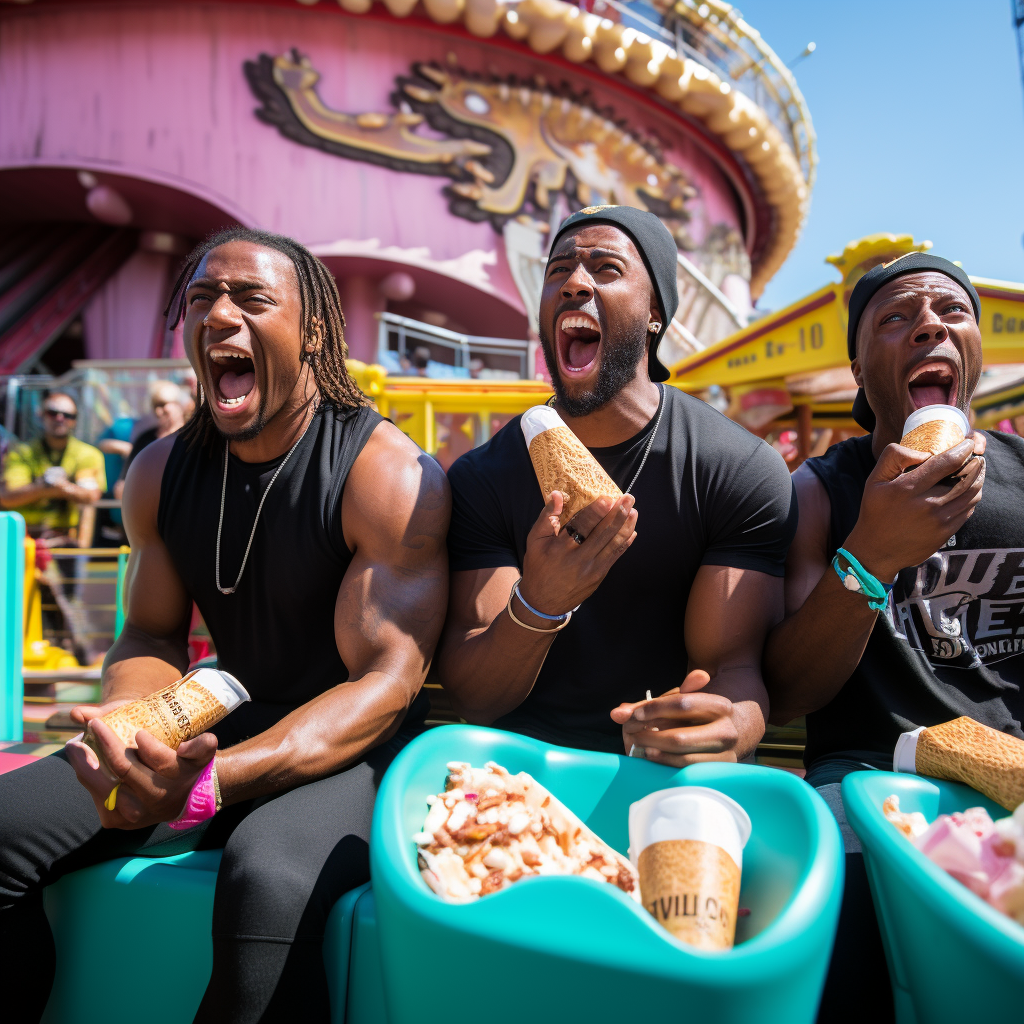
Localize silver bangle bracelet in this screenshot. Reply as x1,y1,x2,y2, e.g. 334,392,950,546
512,579,574,622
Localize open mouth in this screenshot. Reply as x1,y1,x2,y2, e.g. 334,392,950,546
556,310,602,378
907,359,959,410
207,347,257,415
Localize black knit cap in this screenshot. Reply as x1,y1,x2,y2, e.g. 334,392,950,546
547,205,679,383
847,252,980,430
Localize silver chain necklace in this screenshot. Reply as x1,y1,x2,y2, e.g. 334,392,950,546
621,384,664,496
215,427,308,595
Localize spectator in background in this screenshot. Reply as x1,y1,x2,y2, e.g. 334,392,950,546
96,415,136,541
0,391,105,547
115,381,188,496
412,345,431,377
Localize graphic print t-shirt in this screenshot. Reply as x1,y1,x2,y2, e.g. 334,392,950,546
446,385,797,753
804,431,1024,769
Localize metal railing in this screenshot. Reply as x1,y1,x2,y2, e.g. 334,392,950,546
588,0,817,188
376,312,535,380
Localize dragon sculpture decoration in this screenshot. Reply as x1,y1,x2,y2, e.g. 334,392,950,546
245,51,699,242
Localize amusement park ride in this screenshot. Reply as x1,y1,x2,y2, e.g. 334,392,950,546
2,1,1024,1021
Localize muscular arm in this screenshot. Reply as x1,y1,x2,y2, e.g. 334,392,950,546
761,466,878,724
100,436,193,700
215,422,450,803
763,438,986,724
611,565,779,764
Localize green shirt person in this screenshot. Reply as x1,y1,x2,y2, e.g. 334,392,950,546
1,392,106,543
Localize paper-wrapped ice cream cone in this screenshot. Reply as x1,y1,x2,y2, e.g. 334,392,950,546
629,787,751,950
900,405,970,457
894,717,1024,811
521,405,622,528
83,669,249,780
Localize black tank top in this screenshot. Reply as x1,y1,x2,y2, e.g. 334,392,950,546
157,403,398,740
803,431,1024,770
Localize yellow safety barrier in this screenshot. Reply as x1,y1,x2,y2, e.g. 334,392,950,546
348,362,553,467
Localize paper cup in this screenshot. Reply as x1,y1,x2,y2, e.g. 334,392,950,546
900,405,970,457
629,787,751,950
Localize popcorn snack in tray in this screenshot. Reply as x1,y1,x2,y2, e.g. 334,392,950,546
884,795,1024,926
415,761,639,901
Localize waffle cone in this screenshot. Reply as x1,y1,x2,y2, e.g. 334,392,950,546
916,717,1024,811
529,426,622,527
84,675,229,776
901,420,965,457
637,839,740,950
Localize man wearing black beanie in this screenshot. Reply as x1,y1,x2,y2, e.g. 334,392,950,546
438,207,796,767
763,254,1024,1020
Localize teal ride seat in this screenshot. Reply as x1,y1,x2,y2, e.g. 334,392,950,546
842,771,1024,1024
371,724,844,1024
42,850,365,1024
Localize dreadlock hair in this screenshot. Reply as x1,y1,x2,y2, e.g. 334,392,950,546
164,226,370,453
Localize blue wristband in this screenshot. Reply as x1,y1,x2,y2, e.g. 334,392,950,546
512,580,580,621
832,548,892,612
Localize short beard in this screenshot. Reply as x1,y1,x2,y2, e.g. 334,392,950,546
540,321,648,417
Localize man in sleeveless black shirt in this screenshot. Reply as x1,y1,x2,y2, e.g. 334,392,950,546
439,206,795,763
0,230,450,1023
763,253,1024,1020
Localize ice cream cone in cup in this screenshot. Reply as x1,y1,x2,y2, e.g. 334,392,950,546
629,787,751,950
900,405,970,457
521,405,622,529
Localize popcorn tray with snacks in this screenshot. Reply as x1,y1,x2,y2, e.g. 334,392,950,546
842,771,1024,1024
370,725,843,1024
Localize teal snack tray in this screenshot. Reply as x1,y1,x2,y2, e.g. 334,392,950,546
371,725,843,1024
842,771,1024,1024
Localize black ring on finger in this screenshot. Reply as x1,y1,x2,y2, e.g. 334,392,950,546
565,523,585,545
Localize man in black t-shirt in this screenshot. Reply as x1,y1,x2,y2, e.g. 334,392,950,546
763,253,1024,1021
438,206,795,763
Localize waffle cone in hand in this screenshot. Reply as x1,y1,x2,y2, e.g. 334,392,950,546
637,839,741,950
527,424,622,528
900,420,965,456
83,669,248,780
916,717,1024,811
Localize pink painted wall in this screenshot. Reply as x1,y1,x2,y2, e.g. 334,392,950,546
1,1,747,359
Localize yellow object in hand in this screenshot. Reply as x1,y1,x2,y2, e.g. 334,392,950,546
104,783,121,811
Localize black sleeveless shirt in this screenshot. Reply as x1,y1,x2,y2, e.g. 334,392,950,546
157,403,396,740
803,431,1024,770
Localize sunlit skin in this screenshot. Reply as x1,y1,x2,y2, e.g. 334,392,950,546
764,270,988,723
853,271,983,458
63,240,450,828
182,241,321,462
439,223,784,766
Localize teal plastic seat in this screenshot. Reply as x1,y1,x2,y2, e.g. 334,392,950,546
842,771,1024,1024
371,725,843,1024
42,850,364,1024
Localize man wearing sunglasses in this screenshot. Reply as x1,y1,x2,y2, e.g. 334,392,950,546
1,391,106,547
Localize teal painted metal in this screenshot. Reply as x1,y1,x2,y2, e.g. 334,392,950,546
43,850,363,1023
842,771,1024,1024
0,511,25,742
371,725,844,1024
114,545,128,639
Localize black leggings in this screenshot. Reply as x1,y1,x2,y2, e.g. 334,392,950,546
0,733,412,1024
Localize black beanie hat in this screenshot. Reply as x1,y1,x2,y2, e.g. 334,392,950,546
547,205,679,383
846,253,980,431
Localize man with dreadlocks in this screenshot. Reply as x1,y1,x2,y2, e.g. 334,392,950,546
0,229,450,1023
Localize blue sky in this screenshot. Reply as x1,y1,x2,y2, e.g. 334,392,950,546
736,0,1024,310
